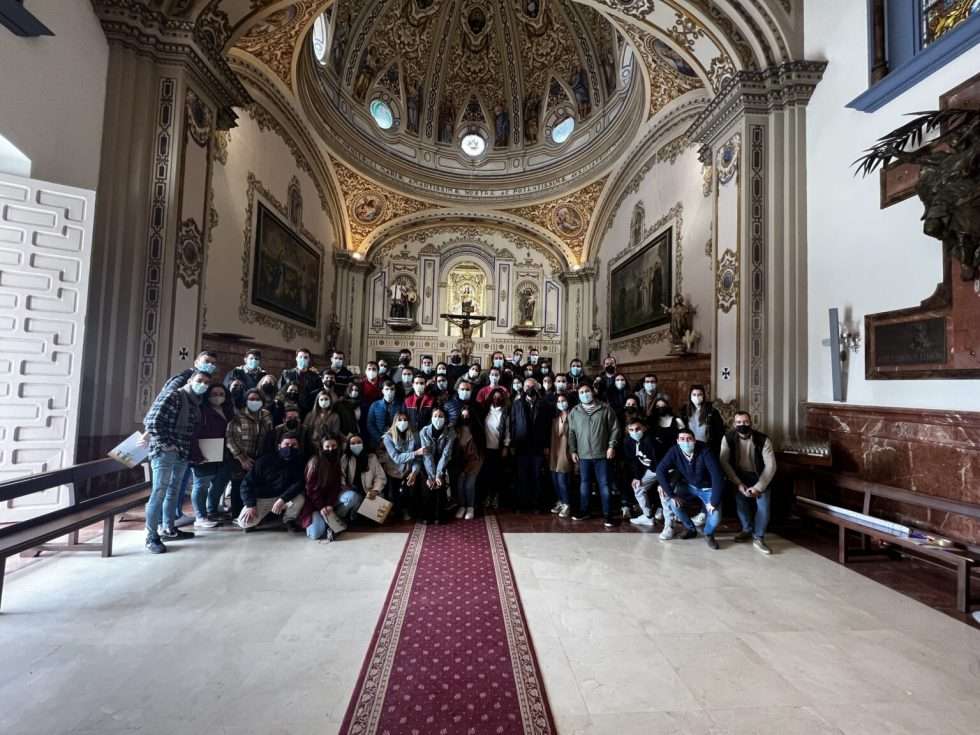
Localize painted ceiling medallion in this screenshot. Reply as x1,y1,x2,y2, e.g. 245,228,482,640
551,204,584,237
351,191,389,225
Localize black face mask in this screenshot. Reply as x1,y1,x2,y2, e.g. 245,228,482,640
736,425,752,436
323,448,337,459
605,366,615,375
285,418,299,430
450,355,462,364
279,447,297,461
399,356,411,365
261,384,275,396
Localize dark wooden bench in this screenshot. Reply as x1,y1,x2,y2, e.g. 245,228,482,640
0,458,151,610
795,471,980,612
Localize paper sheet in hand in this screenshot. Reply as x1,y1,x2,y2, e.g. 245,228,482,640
198,438,225,463
108,432,150,468
357,495,393,524
325,510,348,534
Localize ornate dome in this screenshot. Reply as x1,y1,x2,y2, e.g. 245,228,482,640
298,0,644,205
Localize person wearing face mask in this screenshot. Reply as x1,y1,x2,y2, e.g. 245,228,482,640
537,358,552,382
527,347,540,372
395,366,416,403
274,407,304,450
449,385,485,520
682,384,724,455
340,434,386,525
237,434,307,531
367,381,404,451
655,428,726,549
377,359,390,380
607,373,631,418
382,411,425,521
507,348,524,374
360,361,383,404
599,355,618,393
189,384,233,528
142,370,210,552
511,378,524,397
418,409,455,524
623,420,665,530
541,375,554,396
719,412,776,554
329,351,353,394
305,390,342,451
479,387,512,512
634,374,663,418
225,388,273,520
549,394,574,518
223,349,266,392
488,351,514,388
345,382,367,437
567,384,620,527
510,379,554,513
550,374,577,409
476,367,505,406
459,362,484,392
430,373,451,407
299,437,345,541
278,348,321,415
446,349,467,386
622,399,643,430
418,355,435,380
567,358,588,390
320,369,343,400
404,375,435,431
279,380,304,419
256,374,283,426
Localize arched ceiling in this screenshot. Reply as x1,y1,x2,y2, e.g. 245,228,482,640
152,0,798,266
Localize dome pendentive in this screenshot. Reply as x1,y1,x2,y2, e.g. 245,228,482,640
300,0,644,204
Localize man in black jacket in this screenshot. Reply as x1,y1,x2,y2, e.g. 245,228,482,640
223,349,266,391
510,379,554,512
237,434,306,530
655,428,726,549
327,351,354,394
623,419,662,529
278,347,321,415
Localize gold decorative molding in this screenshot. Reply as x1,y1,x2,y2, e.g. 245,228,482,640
508,176,608,263
235,0,322,89
619,21,704,118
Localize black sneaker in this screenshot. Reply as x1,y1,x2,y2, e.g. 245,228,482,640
680,529,698,540
160,528,194,540
571,513,591,521
705,535,720,550
733,530,753,542
145,538,167,554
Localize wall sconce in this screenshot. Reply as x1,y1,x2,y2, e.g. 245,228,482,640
840,324,861,355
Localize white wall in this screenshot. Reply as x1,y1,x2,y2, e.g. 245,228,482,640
805,0,980,410
207,112,336,351
596,145,714,362
0,0,108,190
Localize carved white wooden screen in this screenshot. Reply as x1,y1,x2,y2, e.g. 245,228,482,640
0,173,94,521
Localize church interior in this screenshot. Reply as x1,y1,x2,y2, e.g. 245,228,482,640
1,0,980,733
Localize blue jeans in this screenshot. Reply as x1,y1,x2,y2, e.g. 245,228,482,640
578,457,612,519
173,466,192,521
551,471,571,505
306,490,363,539
147,452,188,539
191,462,229,519
516,454,544,510
457,471,479,507
670,484,721,536
734,471,770,539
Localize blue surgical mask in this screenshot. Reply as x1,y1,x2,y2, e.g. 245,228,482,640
628,430,644,442
432,417,445,430
296,356,309,369
679,441,695,454
245,357,259,370
246,399,263,412
556,401,569,412
350,444,364,456
458,389,471,401
383,389,395,401
644,382,656,393
196,361,216,375
493,359,503,368
578,392,593,404
570,366,582,376
190,381,208,395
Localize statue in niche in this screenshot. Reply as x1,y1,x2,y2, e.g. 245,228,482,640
571,68,591,118
406,80,422,134
518,287,536,324
494,104,509,147
353,47,378,101
601,47,617,94
856,108,980,280
389,281,418,321
588,328,602,365
669,294,696,355
524,95,540,143
438,101,456,144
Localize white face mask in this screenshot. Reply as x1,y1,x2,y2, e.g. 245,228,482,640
331,359,343,369
615,380,626,389
691,395,704,407
432,417,445,429
208,394,225,406
413,384,425,395
458,389,471,401
529,355,538,364
396,420,409,432
383,389,395,401
468,369,479,378
379,365,388,375
366,369,378,379
318,398,331,408
556,402,568,412
402,374,413,384
555,381,567,391
489,374,499,385
350,443,364,455
644,382,656,393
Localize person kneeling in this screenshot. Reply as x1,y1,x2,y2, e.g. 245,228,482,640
654,429,725,549
237,434,306,531
301,437,349,541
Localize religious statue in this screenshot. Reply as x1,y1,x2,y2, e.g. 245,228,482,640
571,68,591,118
494,104,509,148
518,288,536,324
388,281,418,322
668,294,695,355
326,312,341,352
588,327,602,365
441,305,496,363
406,80,421,134
855,108,980,280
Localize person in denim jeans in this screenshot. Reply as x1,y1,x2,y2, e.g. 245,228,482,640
189,384,232,528
548,395,574,518
143,370,210,553
719,411,777,555
567,384,621,527
655,429,726,549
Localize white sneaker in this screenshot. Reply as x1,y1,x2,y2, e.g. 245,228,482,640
659,526,675,541
455,506,466,519
174,513,195,528
692,512,706,527
193,517,218,529
654,507,664,521
464,507,475,520
550,501,563,514
630,514,654,526
558,503,571,519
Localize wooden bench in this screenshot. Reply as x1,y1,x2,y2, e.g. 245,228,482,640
0,458,151,611
795,471,980,612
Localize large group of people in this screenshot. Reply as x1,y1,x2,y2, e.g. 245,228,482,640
141,346,777,556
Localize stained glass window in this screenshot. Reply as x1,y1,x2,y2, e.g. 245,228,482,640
552,117,575,144
461,133,486,157
370,99,394,129
921,0,980,47
312,15,328,64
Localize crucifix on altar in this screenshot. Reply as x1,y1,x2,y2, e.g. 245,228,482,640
440,297,495,363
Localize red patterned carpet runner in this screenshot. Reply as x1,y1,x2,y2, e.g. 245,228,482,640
340,516,556,735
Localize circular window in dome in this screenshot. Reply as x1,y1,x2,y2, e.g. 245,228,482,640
370,99,394,130
552,116,575,144
461,132,487,157
312,15,328,65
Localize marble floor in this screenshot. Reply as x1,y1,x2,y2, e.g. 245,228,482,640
1,526,979,735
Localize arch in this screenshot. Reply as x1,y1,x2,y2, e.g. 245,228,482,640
0,132,31,178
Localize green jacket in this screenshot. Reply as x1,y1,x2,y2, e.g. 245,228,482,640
567,402,621,460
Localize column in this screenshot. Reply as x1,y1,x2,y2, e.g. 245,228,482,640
560,266,596,368
334,251,374,365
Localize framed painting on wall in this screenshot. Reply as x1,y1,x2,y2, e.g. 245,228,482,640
251,202,321,327
610,228,673,339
